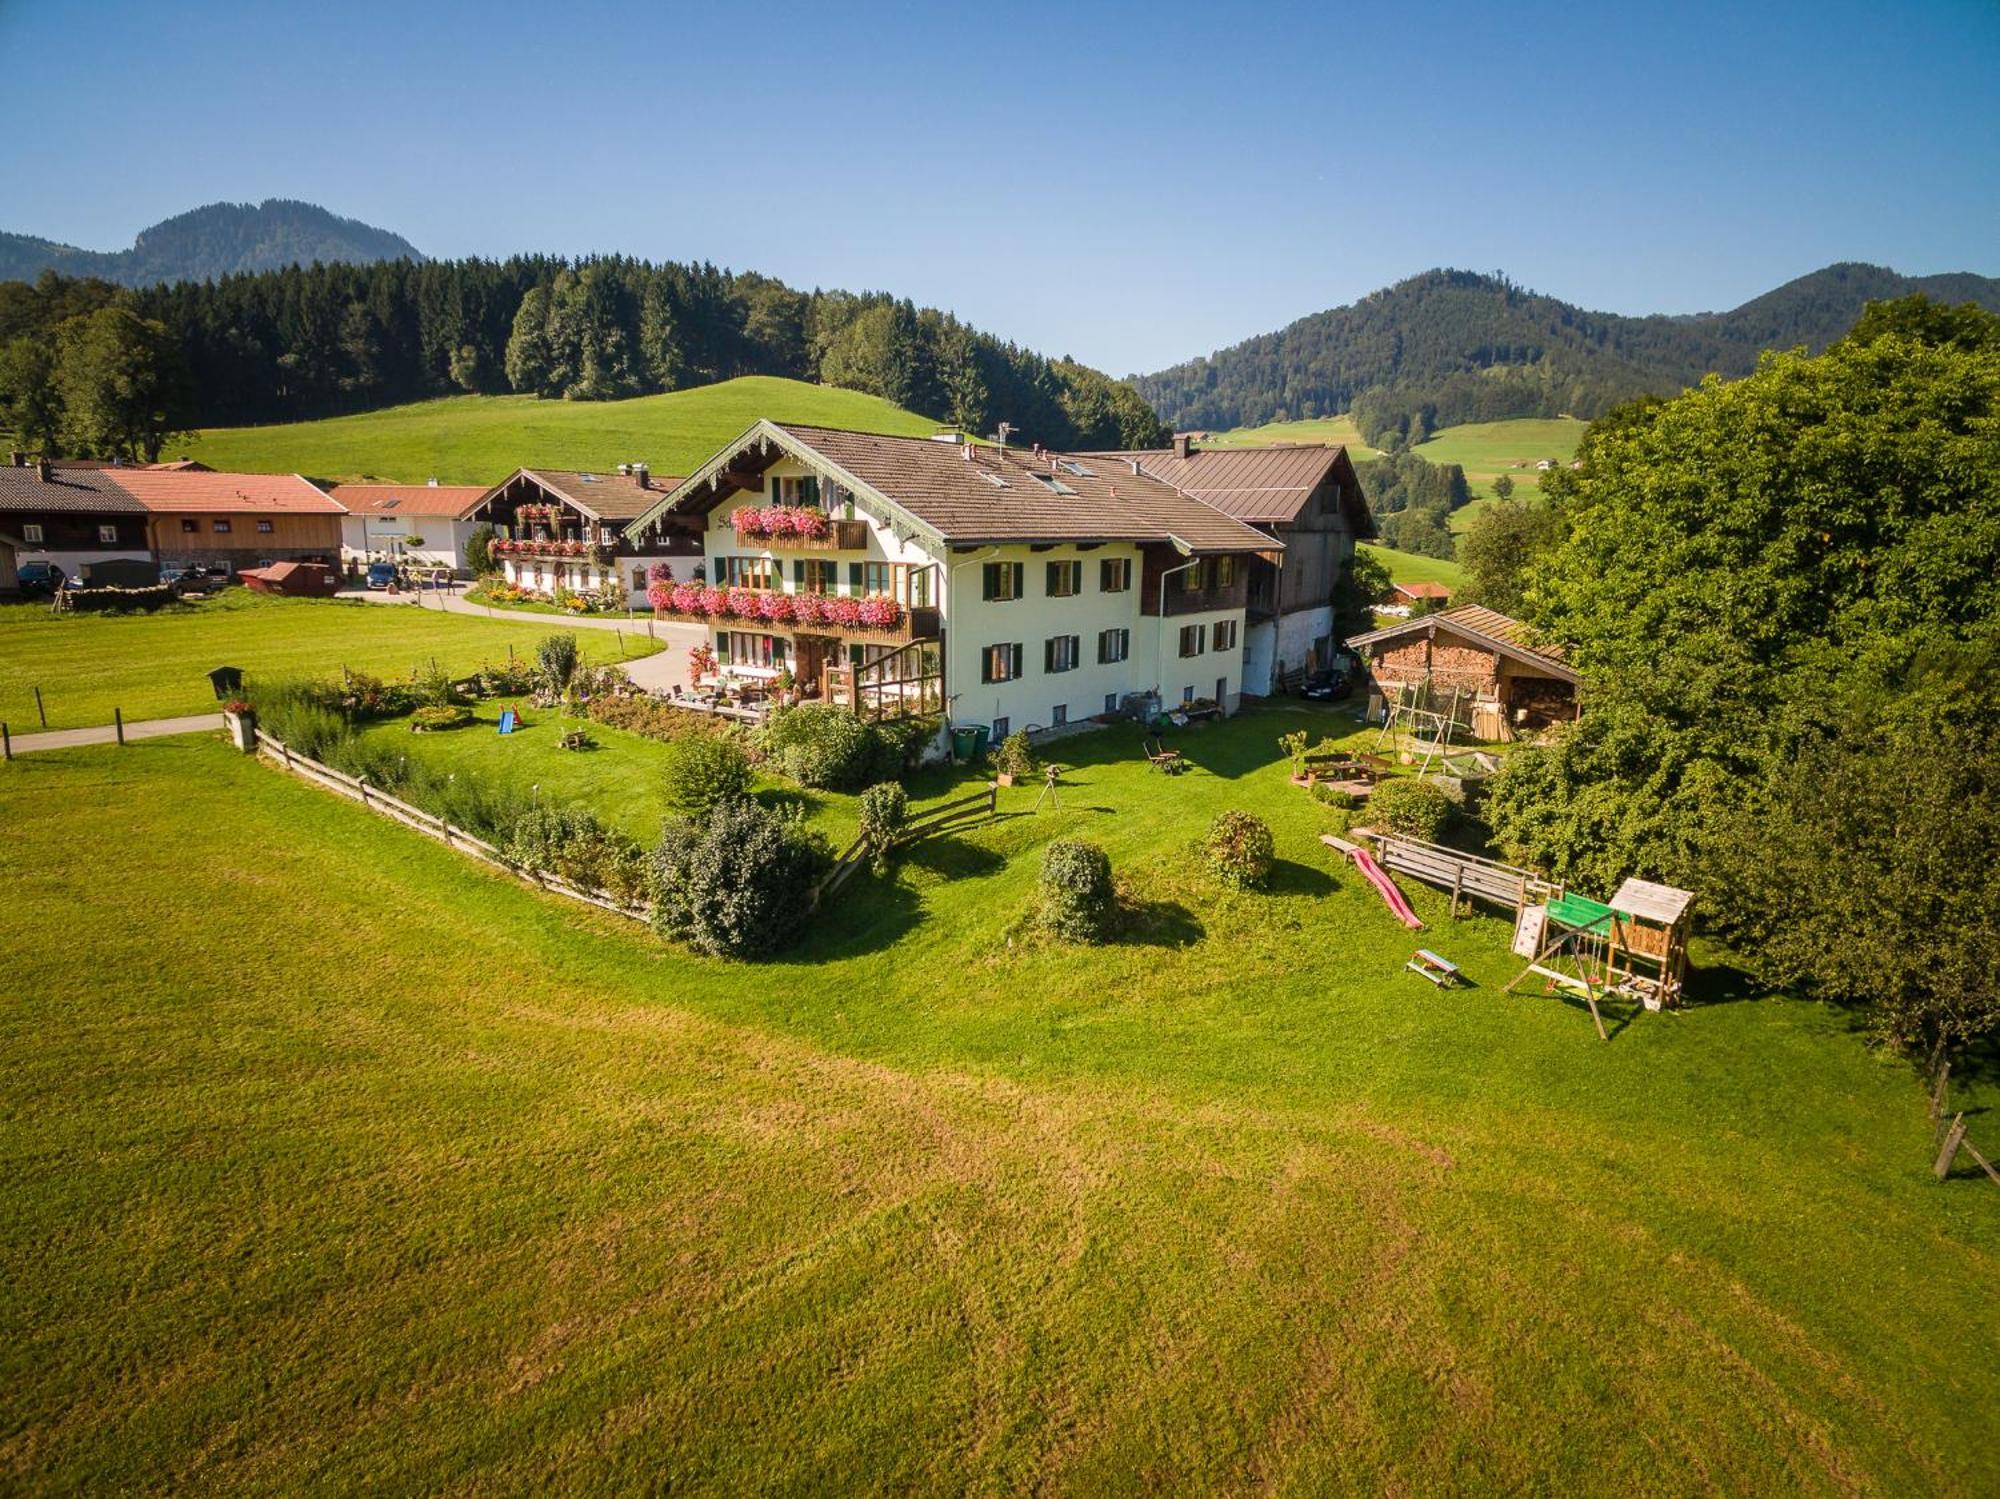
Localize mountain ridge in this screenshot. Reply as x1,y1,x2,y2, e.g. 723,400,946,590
1132,262,2000,444
0,200,421,286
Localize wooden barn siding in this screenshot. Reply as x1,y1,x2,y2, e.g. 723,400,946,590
152,513,342,563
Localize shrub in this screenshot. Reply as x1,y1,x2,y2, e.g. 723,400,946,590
464,523,495,575
650,799,832,958
1368,777,1457,841
873,715,943,774
1310,782,1357,810
411,659,465,707
1205,811,1275,890
535,632,580,695
763,703,879,790
992,730,1036,781
1278,729,1309,776
661,734,752,815
857,781,908,873
410,703,473,731
1038,840,1113,943
471,657,537,697
587,694,741,745
504,806,650,905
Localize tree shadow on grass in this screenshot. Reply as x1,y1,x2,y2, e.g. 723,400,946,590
1266,856,1336,897
1111,894,1205,948
1681,952,1765,1009
903,836,1006,880
789,874,925,962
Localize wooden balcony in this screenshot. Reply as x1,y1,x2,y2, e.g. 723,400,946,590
729,516,871,551
653,592,940,646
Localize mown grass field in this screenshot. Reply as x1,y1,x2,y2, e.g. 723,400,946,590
1412,417,1588,533
1358,541,1466,593
0,592,652,730
173,376,944,485
2,704,1995,1491
1202,413,1382,460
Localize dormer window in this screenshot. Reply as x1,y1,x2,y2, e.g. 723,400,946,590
768,474,822,507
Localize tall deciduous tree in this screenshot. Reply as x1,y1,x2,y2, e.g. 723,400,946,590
51,306,191,460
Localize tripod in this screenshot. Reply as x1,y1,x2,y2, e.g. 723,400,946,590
1034,763,1063,812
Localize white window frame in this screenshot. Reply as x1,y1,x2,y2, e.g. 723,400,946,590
1099,557,1131,593
1045,634,1080,673
96,524,117,544
23,523,44,544
1098,627,1129,664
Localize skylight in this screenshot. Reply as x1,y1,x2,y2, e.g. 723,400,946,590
979,471,1009,488
1056,459,1093,478
1029,473,1076,496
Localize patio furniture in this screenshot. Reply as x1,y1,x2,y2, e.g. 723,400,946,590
1143,737,1186,775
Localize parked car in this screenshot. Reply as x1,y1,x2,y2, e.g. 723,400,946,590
166,565,229,597
365,561,399,590
16,561,64,596
1300,668,1353,703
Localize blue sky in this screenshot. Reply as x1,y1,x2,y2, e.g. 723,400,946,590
4,0,1995,374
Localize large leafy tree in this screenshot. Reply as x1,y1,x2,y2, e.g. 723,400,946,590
1486,297,2000,1041
50,305,192,460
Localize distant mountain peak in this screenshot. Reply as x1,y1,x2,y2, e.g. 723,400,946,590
1133,261,2000,439
0,199,421,287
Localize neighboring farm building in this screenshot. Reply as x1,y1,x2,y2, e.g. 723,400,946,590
332,482,496,576
0,458,155,583
1390,580,1453,607
1347,604,1579,741
470,465,701,607
103,468,343,570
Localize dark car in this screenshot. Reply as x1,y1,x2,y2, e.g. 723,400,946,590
16,561,63,596
365,561,399,590
1300,668,1353,702
167,565,228,597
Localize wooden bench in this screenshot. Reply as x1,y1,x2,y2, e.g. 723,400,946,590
559,729,591,751
1406,948,1462,988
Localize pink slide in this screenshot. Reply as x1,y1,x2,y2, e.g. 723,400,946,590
1349,848,1425,930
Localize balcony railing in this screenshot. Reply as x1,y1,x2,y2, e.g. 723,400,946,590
649,584,939,645
492,538,612,564
730,509,870,551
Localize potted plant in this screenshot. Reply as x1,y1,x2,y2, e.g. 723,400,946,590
992,729,1036,787
221,696,257,753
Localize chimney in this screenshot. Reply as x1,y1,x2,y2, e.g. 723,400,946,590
426,476,439,487
1127,457,1140,476
1172,433,1192,460
635,463,650,488
9,450,23,467
617,463,631,477
35,458,52,483
961,443,973,462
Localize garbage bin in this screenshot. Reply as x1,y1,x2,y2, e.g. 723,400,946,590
968,724,992,761
950,724,981,763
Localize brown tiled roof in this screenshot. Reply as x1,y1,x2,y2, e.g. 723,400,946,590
331,483,494,519
782,426,1274,551
146,459,211,471
1092,442,1351,525
100,469,342,514
1345,604,1577,682
643,423,1274,554
0,465,147,514
519,468,685,521
1394,581,1453,599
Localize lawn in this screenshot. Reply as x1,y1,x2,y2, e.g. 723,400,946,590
0,591,655,730
1202,412,1383,460
2,714,1995,1492
173,376,944,486
1408,417,1588,533
1358,540,1466,593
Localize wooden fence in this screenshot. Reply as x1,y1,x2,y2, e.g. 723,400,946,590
256,732,653,924
1926,1040,2000,1188
815,781,999,905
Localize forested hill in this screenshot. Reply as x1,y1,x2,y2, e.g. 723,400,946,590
1133,263,2000,446
0,200,422,286
0,255,1167,460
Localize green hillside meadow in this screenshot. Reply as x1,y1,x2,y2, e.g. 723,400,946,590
174,376,945,485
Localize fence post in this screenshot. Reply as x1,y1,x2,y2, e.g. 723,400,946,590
988,780,998,817
1,723,9,761
1935,1113,1969,1180
358,777,370,811
114,707,124,746
1930,1061,1950,1124
34,686,46,728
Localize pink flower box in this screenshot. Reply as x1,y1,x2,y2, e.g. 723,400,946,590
856,595,904,630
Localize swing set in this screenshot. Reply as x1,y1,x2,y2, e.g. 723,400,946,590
1504,879,1694,1041
1376,677,1472,777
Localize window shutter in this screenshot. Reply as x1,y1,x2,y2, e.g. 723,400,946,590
1044,639,1056,672
793,558,804,584
1013,563,1024,597
1013,643,1023,677
981,649,994,685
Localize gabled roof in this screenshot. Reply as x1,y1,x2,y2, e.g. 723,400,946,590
632,422,1277,555
331,483,495,520
494,468,686,522
0,465,147,514
1393,580,1453,600
1083,441,1374,536
1346,604,1579,683
100,469,342,514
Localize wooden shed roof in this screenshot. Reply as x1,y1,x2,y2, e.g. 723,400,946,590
1345,604,1579,683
